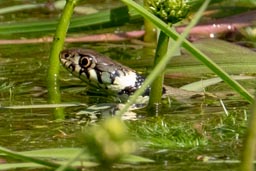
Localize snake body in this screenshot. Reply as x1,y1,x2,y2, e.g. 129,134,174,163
60,48,217,105
60,48,150,96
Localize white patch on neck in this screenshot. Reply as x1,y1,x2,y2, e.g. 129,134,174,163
112,71,137,89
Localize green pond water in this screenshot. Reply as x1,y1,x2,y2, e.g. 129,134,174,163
1,0,255,170
0,41,251,170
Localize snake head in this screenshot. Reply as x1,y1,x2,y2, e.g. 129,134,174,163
60,48,98,81
60,48,147,96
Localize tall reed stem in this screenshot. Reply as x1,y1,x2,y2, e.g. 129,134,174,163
148,30,169,114
240,96,256,171
47,0,79,120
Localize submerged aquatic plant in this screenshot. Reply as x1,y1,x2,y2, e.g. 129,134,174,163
148,0,190,24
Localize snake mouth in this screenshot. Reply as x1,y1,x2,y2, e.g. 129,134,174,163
60,51,81,78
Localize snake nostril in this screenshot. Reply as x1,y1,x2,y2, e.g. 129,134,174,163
68,64,75,71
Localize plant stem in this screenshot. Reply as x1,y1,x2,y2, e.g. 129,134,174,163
47,0,79,120
240,96,256,171
147,30,169,114
143,0,157,44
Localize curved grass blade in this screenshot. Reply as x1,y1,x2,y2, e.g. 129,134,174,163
0,161,96,171
120,0,253,104
0,4,44,14
1,103,86,109
0,6,139,34
0,11,108,34
117,0,211,116
181,75,256,92
0,146,76,171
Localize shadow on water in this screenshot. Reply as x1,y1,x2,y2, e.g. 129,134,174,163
0,42,251,170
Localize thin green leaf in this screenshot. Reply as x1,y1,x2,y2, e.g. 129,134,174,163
0,4,44,14
15,148,88,159
181,75,255,92
117,0,211,116
0,161,97,170
0,6,139,34
1,103,86,109
0,146,75,171
121,154,154,163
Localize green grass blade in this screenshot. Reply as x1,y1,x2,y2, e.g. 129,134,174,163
0,6,138,34
1,103,86,109
0,10,109,34
0,146,76,170
0,162,49,170
117,0,211,116
121,154,154,163
55,149,85,171
16,148,87,159
0,161,97,171
0,4,44,14
181,76,255,92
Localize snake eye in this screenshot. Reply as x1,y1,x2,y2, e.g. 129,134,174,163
64,53,70,58
79,56,92,68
